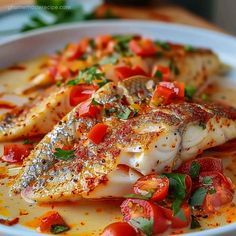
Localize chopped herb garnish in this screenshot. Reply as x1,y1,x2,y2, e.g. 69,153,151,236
175,209,186,222
129,217,153,236
155,40,170,50
56,81,62,87
169,61,180,75
185,45,195,52
104,107,117,116
202,176,213,185
164,173,188,213
113,35,133,55
124,192,152,200
189,162,201,179
185,85,197,99
53,148,75,161
201,93,209,101
172,198,183,215
154,70,163,79
199,122,206,130
67,66,109,87
190,187,208,206
91,98,100,105
209,188,216,194
89,39,95,49
51,224,70,234
99,55,119,65
190,215,201,229
117,107,132,120
23,139,33,145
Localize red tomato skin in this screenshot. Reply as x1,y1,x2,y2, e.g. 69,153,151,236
2,144,33,163
121,199,170,234
133,174,169,202
77,100,100,117
69,85,98,106
152,65,170,81
161,203,191,228
101,222,138,236
39,211,65,233
64,44,83,61
197,171,234,213
177,157,223,175
96,35,112,49
115,66,147,80
129,39,157,57
88,123,108,144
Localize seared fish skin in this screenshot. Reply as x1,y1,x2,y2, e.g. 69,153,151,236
0,85,73,141
11,102,236,202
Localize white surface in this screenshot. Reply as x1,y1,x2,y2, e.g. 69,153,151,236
0,20,236,236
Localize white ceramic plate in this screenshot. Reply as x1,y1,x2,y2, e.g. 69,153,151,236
0,20,236,236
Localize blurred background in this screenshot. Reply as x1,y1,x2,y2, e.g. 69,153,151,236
0,0,235,41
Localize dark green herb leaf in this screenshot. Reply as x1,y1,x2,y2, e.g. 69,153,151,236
113,35,133,55
190,187,208,206
51,224,70,234
23,139,33,145
124,192,152,200
172,198,183,215
154,70,163,79
169,61,180,75
202,176,213,185
209,188,216,194
117,107,132,120
54,148,75,161
201,93,209,101
89,39,95,49
56,81,62,87
91,98,100,105
185,85,197,99
129,218,153,236
175,209,186,222
189,162,201,179
190,215,201,229
99,55,119,65
155,40,170,50
164,173,187,200
185,45,196,52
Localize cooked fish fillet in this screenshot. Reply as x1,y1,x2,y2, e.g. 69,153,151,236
11,101,236,202
0,48,220,141
0,85,72,141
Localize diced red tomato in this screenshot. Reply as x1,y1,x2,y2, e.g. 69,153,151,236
88,123,108,145
101,222,138,236
39,211,66,233
95,35,112,49
129,39,157,57
115,66,147,80
77,100,100,118
151,85,175,105
197,171,234,213
177,157,223,175
151,81,185,105
69,84,98,106
121,199,170,234
152,65,170,81
133,174,169,201
161,203,191,228
64,43,84,61
1,144,33,163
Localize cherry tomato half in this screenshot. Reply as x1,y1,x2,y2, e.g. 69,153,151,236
101,222,138,236
115,66,147,80
77,100,100,118
177,157,223,175
88,123,108,145
133,174,169,201
120,199,170,234
197,171,234,213
161,202,191,228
